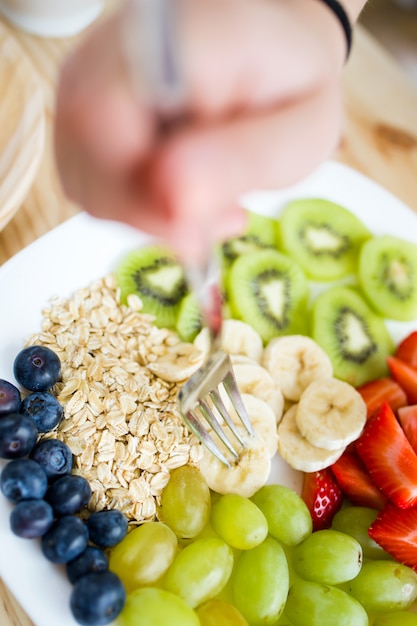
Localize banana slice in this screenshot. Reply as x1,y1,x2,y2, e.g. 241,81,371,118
193,327,211,361
198,429,271,497
262,335,333,401
278,404,345,472
295,378,367,451
147,342,204,382
230,355,284,422
224,393,278,458
220,319,263,362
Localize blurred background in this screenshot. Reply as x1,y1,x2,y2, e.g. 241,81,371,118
359,0,417,86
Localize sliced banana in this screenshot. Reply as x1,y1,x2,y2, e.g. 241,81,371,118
147,342,204,382
198,428,271,497
230,355,284,422
224,393,278,458
295,377,367,451
278,404,345,472
193,327,211,361
220,319,263,362
262,335,333,401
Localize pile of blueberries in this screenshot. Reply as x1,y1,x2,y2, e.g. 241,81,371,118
0,345,127,626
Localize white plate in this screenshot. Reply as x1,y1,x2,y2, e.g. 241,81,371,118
1,161,417,626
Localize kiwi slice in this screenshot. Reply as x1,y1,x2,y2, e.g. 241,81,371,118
278,198,371,281
311,286,394,387
358,235,417,321
226,249,309,344
176,293,203,342
220,210,278,269
116,245,188,329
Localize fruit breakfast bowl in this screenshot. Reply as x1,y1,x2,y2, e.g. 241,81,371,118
2,160,417,626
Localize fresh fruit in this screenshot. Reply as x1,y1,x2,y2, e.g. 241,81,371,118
157,465,211,540
261,335,333,402
70,571,125,626
116,246,188,329
395,331,417,368
86,510,128,548
109,521,178,592
284,579,369,626
229,357,284,419
210,493,268,550
220,210,277,271
0,379,21,416
372,612,417,625
358,234,417,321
176,293,202,342
220,319,264,363
356,401,417,508
348,560,417,612
13,345,61,391
66,546,109,584
356,376,408,418
387,356,417,404
226,249,309,343
10,499,54,539
369,503,417,570
398,404,417,453
164,537,234,608
197,598,249,626
0,413,38,459
227,393,278,458
20,391,64,432
301,468,343,531
278,197,370,281
291,529,363,585
251,484,312,547
118,587,200,626
29,438,73,480
295,377,366,451
331,449,387,510
232,536,289,626
41,515,89,563
311,285,393,387
46,474,92,516
331,505,390,560
0,458,47,503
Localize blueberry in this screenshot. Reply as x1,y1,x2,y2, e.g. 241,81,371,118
30,438,73,480
70,571,125,626
0,458,47,502
10,499,54,538
41,515,89,563
20,392,64,433
66,546,109,585
46,474,92,516
0,413,38,459
87,510,128,548
0,379,21,416
14,346,61,392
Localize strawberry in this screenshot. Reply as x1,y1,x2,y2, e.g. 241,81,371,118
369,503,417,570
356,376,407,418
395,331,417,369
301,468,343,531
387,356,417,404
331,450,387,510
356,401,417,508
398,404,417,454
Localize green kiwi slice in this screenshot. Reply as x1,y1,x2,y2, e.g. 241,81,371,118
116,245,188,329
278,198,371,281
220,210,278,269
226,249,309,344
176,293,203,342
311,286,394,387
358,235,417,321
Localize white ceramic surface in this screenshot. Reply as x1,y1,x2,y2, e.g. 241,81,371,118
0,161,417,626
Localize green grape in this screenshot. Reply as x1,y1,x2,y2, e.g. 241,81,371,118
157,465,211,539
372,611,417,625
348,560,417,613
118,586,200,626
331,505,391,560
232,536,289,626
251,484,312,546
196,599,250,626
164,537,234,608
210,493,268,550
292,529,362,585
109,521,177,592
285,580,368,626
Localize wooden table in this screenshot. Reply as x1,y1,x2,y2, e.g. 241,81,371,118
0,8,417,625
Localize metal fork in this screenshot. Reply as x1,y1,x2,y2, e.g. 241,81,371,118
122,0,255,466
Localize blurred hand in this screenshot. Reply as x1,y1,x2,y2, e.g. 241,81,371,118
54,0,350,261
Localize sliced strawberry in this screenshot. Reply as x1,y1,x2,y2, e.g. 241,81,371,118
301,468,343,531
356,376,407,418
395,331,417,369
398,404,417,454
387,356,417,404
369,503,417,570
331,450,387,510
356,401,417,508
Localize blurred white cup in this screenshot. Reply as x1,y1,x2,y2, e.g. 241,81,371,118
0,0,105,37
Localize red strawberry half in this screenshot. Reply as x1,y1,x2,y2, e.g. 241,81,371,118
398,404,417,455
395,331,417,369
331,450,387,510
301,468,343,531
356,401,417,508
369,503,417,570
356,376,407,418
387,356,417,405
